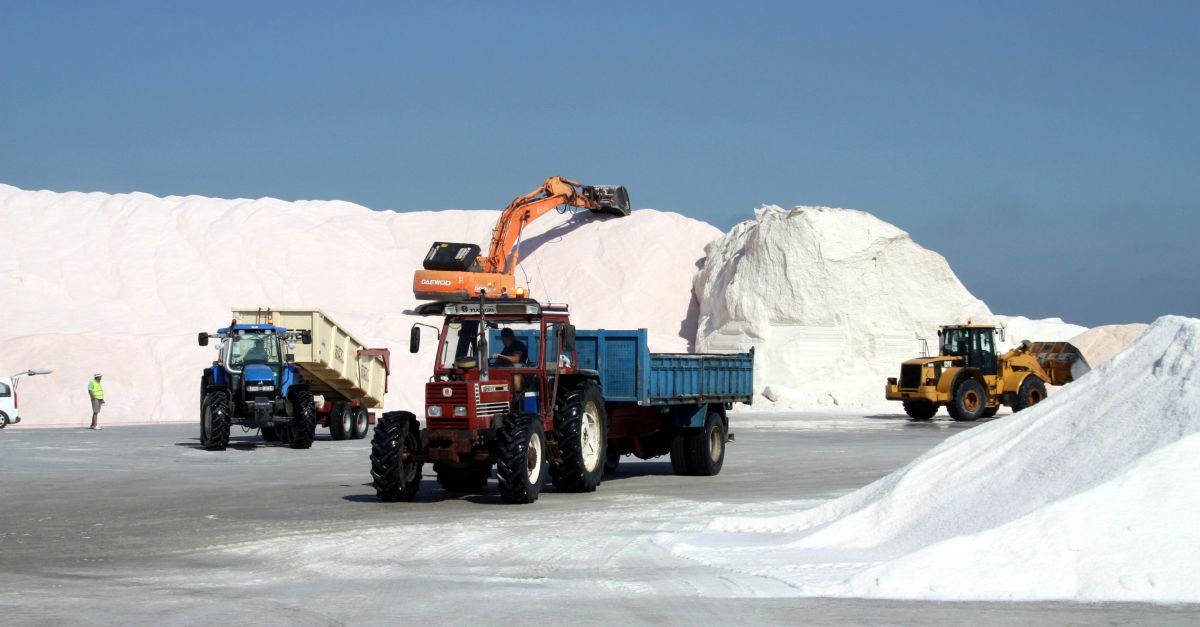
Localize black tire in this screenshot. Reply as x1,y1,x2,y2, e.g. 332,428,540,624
948,378,987,422
261,425,281,442
0,411,9,429
550,380,607,493
496,413,546,504
903,400,937,421
287,389,317,449
350,406,370,440
686,411,727,476
435,463,490,493
329,402,350,441
1013,376,1047,413
200,389,231,451
670,434,693,475
370,411,422,502
603,448,621,475
981,406,1000,419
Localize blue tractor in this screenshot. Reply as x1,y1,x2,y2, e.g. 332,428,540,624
198,321,315,450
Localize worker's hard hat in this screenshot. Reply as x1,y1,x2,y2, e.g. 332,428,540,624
94,372,103,377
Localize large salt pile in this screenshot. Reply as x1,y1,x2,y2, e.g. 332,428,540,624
0,184,718,425
693,205,993,408
672,315,1200,602
1070,323,1149,366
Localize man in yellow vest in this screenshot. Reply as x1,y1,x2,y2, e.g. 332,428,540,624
88,372,105,430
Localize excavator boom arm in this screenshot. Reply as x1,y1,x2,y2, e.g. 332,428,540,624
483,177,596,274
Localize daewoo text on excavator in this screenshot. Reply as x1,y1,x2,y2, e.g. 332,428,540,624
412,177,630,301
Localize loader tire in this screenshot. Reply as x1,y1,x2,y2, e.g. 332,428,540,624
550,381,606,493
200,390,231,451
686,411,726,476
1013,376,1047,413
948,379,987,422
435,463,490,493
371,411,422,502
261,425,280,442
287,389,318,449
670,433,694,475
903,400,937,421
350,406,370,440
496,413,546,504
329,402,350,441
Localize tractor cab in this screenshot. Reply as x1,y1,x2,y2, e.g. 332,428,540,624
938,324,1000,375
198,323,311,410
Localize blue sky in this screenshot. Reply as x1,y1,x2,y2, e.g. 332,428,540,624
2,1,1197,325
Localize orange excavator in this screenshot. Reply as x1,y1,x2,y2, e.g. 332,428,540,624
412,176,630,300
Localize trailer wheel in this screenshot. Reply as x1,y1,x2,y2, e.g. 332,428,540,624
550,380,606,493
948,379,987,422
686,411,726,476
435,463,490,493
670,434,693,475
604,449,621,475
287,389,318,449
261,425,280,442
200,390,231,451
350,406,370,440
1013,376,1047,413
496,413,546,504
902,400,937,420
329,402,350,441
370,411,422,502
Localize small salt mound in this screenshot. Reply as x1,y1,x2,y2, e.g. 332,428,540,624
993,314,1087,351
844,432,1200,602
699,316,1200,601
1070,323,1150,366
693,204,991,409
0,184,716,425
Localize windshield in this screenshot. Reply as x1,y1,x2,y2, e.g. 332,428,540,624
229,332,281,368
439,319,540,369
940,328,972,357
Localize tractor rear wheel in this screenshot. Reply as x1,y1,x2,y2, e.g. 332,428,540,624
287,389,318,449
350,406,370,439
686,411,727,476
329,402,350,441
948,379,987,422
496,413,546,504
200,390,231,451
670,433,693,475
1013,376,1047,412
370,411,422,502
435,463,490,493
550,380,606,493
261,425,280,442
903,400,937,421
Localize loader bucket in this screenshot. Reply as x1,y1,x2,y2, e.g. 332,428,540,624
583,185,631,217
1027,341,1091,385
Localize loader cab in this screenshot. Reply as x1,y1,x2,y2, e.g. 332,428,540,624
939,325,999,375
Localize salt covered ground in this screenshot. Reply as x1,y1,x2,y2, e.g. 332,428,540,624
2,416,1194,625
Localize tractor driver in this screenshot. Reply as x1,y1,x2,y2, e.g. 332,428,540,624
244,338,270,363
490,328,527,367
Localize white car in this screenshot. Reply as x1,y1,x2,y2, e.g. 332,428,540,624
0,370,52,428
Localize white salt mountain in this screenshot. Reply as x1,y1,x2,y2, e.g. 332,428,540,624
673,315,1200,602
0,184,717,425
693,204,998,409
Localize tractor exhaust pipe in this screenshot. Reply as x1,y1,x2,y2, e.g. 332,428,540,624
583,185,631,217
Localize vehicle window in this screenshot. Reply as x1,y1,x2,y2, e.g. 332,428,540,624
544,323,559,369
0,382,10,397
230,332,280,367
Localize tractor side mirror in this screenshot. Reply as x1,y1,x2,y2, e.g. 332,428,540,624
198,332,209,347
563,324,576,353
409,326,421,353
286,353,296,363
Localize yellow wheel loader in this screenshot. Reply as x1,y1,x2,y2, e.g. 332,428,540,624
885,324,1090,421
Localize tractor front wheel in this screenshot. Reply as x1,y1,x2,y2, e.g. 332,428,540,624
903,400,937,421
287,389,318,449
1013,376,1047,412
200,390,231,451
948,379,987,422
496,413,546,504
550,380,607,493
370,411,422,502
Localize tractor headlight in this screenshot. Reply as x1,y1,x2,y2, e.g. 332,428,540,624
427,406,443,417
454,406,467,417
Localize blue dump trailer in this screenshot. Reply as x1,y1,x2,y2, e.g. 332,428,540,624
372,299,755,504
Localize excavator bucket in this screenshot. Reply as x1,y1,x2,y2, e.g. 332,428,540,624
583,185,631,217
1027,341,1091,385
